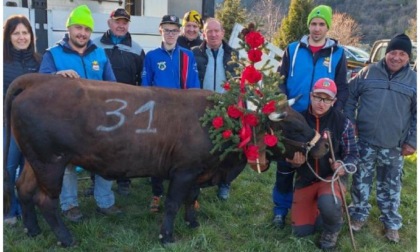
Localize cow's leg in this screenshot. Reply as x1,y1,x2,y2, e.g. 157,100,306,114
16,162,41,237
159,169,199,244
184,185,200,228
18,161,75,247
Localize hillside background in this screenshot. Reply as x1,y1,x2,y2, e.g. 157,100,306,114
240,0,417,45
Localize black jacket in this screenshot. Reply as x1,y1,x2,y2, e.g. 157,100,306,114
94,31,145,85
191,40,239,88
4,48,40,100
177,35,203,50
294,108,347,189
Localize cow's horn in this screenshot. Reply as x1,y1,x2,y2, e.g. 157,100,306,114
269,111,287,122
288,94,303,107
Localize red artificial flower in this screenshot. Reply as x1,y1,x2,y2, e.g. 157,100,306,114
212,116,224,129
242,65,262,84
222,130,232,139
248,48,263,63
262,100,276,114
254,88,263,97
243,113,259,127
227,105,243,118
223,81,231,91
245,144,259,161
238,126,252,148
264,133,278,147
245,31,265,48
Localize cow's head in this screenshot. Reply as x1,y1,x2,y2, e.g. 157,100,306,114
267,98,329,160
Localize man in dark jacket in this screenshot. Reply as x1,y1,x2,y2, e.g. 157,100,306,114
192,18,239,199
93,8,146,195
289,78,358,250
345,33,416,243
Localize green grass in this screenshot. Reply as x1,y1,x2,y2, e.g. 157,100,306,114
3,157,417,252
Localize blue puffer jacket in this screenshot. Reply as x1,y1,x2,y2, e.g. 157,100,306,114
279,35,348,112
141,44,200,89
39,34,116,81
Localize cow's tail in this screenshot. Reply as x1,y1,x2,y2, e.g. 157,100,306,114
3,73,38,215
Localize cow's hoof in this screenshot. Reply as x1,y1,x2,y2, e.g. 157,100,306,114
24,227,41,237
159,233,175,245
186,220,200,229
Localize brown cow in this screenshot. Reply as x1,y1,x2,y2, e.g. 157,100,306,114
4,73,329,247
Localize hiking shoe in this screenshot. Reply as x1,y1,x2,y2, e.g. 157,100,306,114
272,215,286,229
96,205,122,216
63,207,83,222
150,196,161,213
350,219,366,232
117,183,130,196
319,231,339,250
4,216,17,226
385,229,400,243
217,183,230,200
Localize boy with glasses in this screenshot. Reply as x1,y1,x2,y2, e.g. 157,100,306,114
141,14,200,212
287,78,358,250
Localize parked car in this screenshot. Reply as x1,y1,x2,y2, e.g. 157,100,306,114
343,45,369,63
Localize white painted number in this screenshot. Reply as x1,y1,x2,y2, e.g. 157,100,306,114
96,99,157,133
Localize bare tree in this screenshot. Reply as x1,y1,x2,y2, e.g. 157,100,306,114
328,12,362,46
248,0,283,41
406,18,417,42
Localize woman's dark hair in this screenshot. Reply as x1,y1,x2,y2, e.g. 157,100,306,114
3,15,41,63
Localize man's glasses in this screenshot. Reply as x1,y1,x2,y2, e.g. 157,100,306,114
311,95,335,104
162,29,180,35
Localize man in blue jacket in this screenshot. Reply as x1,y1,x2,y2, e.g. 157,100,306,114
39,5,121,222
142,14,200,212
272,5,348,229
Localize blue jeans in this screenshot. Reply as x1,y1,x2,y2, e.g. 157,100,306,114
60,165,115,211
3,128,24,218
272,160,294,217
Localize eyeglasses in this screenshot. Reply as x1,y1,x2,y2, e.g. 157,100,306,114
311,95,335,104
162,29,180,35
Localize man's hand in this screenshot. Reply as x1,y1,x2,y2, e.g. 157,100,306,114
286,152,306,168
401,143,416,156
330,158,345,176
56,70,80,78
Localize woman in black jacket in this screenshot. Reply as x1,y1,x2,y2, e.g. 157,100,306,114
3,15,41,225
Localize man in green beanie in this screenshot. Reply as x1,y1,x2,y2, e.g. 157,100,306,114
39,5,122,222
272,4,348,250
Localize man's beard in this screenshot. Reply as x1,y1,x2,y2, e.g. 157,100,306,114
70,35,88,49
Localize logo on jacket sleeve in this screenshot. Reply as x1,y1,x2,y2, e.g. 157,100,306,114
157,61,166,71
92,61,100,71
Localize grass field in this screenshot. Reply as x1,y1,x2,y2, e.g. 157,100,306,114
3,156,417,252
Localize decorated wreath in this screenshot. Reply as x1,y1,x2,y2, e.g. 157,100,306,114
200,23,287,171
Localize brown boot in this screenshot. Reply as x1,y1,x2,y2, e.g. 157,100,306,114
319,231,339,250
385,229,400,243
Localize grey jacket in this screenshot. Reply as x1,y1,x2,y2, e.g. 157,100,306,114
344,59,416,149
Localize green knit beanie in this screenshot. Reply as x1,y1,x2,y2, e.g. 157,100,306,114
66,5,94,31
307,5,332,29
